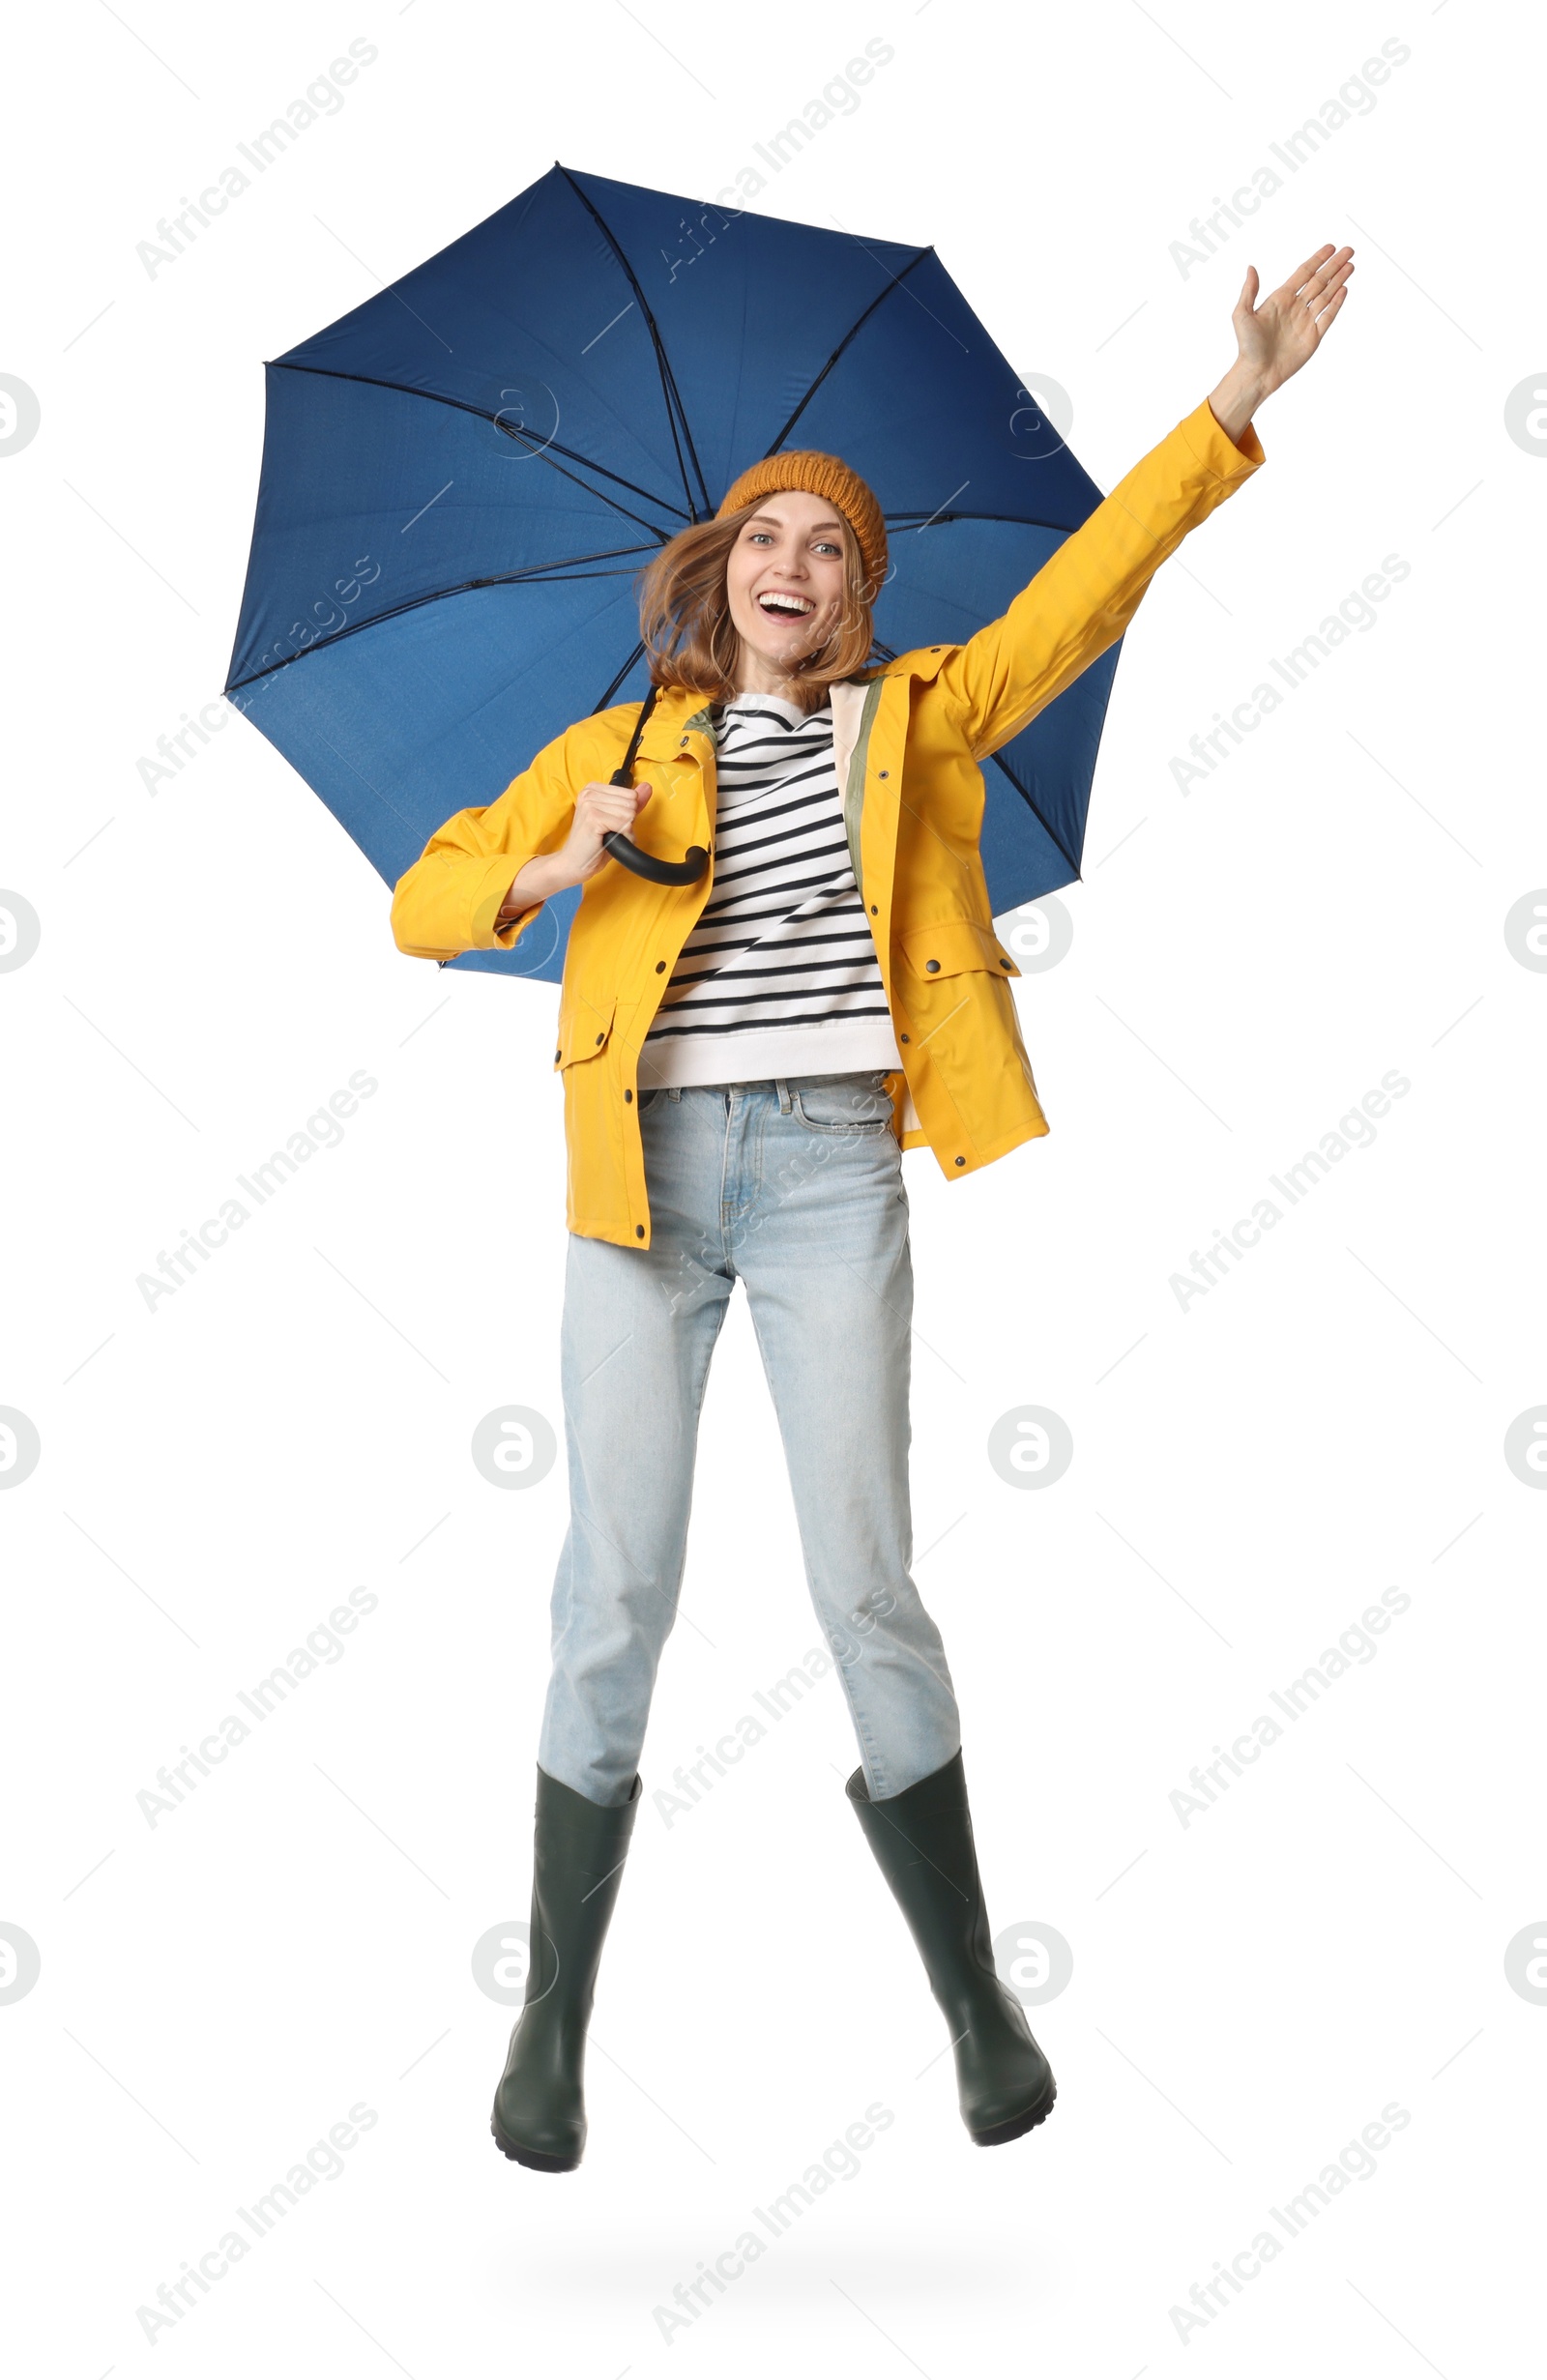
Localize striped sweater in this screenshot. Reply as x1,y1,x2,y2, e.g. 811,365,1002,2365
639,689,903,1088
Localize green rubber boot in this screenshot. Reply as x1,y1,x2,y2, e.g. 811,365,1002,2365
491,1764,642,2171
846,1750,1056,2146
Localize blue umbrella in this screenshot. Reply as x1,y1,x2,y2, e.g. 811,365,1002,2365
224,163,1121,984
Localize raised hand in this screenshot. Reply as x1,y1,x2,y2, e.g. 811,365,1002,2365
1238,244,1354,392
1208,243,1354,442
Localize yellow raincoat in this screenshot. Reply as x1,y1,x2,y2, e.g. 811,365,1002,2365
391,396,1265,1247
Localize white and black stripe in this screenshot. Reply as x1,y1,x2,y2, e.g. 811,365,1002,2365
640,691,902,1088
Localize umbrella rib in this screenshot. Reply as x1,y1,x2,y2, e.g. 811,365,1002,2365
883,508,1096,534
267,361,688,539
763,247,935,456
591,641,648,713
492,419,683,540
223,553,661,694
558,166,712,523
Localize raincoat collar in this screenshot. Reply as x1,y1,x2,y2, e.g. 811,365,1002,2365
639,648,951,744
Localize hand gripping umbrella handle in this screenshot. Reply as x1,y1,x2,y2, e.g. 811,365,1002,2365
600,682,710,885
601,829,710,885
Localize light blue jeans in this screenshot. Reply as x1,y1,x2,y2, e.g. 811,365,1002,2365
537,1070,962,1807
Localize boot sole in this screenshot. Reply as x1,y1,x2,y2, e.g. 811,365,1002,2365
969,2075,1057,2147
489,2109,581,2172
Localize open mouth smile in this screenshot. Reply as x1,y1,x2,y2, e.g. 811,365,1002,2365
757,591,815,619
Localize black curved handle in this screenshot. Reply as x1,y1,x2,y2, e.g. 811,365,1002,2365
600,828,710,885
599,680,709,884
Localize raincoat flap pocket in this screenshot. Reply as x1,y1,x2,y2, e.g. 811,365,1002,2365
555,990,618,1069
898,917,1022,981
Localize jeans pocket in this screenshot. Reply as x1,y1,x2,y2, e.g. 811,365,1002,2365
791,1071,893,1134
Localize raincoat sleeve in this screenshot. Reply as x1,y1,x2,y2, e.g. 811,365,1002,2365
934,395,1266,763
389,727,582,962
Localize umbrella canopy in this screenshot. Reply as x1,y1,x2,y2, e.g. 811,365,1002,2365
224,163,1121,984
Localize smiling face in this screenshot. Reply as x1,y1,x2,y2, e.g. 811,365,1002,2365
723,489,851,696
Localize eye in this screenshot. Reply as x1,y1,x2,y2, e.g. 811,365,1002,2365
814,539,841,556
747,530,774,544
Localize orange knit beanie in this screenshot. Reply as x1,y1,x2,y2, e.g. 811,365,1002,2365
715,450,888,595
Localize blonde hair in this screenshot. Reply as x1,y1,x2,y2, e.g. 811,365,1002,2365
633,504,880,714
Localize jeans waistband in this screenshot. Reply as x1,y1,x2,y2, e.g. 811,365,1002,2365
648,1069,891,1106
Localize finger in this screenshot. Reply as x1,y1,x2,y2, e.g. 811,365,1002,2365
1276,242,1337,302
1296,243,1354,300
1236,264,1260,312
1308,261,1354,314
1298,261,1354,324
578,809,633,844
1309,284,1348,339
1303,250,1355,308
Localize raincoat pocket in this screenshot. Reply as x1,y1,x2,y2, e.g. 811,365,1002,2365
554,989,619,1070
897,917,1023,982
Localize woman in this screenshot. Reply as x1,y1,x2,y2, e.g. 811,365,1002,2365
392,244,1353,2172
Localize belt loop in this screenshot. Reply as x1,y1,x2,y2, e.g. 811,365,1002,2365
776,1076,793,1114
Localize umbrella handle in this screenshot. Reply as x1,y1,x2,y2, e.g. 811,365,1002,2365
601,683,708,882
599,828,710,885
597,685,704,889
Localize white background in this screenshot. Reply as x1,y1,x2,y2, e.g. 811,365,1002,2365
4,1,1543,2372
